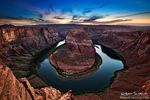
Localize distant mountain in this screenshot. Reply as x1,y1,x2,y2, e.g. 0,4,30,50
25,24,150,28
0,24,15,28
0,24,149,29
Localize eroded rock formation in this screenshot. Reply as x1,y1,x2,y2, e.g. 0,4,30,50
50,29,95,74
0,65,73,100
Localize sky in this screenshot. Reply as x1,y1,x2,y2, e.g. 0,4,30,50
0,0,150,26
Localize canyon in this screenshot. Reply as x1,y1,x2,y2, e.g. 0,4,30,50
0,25,150,100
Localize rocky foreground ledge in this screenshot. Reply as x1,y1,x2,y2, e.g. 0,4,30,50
0,65,73,100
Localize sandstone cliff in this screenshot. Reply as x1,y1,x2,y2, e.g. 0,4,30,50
0,65,73,100
50,29,95,73
0,27,62,87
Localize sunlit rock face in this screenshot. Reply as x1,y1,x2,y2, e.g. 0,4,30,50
50,29,95,74
0,65,73,100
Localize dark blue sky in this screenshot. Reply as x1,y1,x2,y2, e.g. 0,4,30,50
0,0,150,25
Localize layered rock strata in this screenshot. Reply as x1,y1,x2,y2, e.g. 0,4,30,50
0,65,73,100
50,29,95,74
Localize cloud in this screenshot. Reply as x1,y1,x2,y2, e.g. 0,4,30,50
0,15,58,25
48,5,55,12
83,5,106,15
10,0,68,22
72,14,108,22
82,0,111,15
40,12,69,22
0,16,37,21
0,3,71,25
83,9,92,15
53,16,65,20
72,15,82,20
62,7,73,14
36,5,71,22
37,5,56,17
70,18,132,25
97,19,132,24
83,15,106,22
116,11,150,18
71,15,109,24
